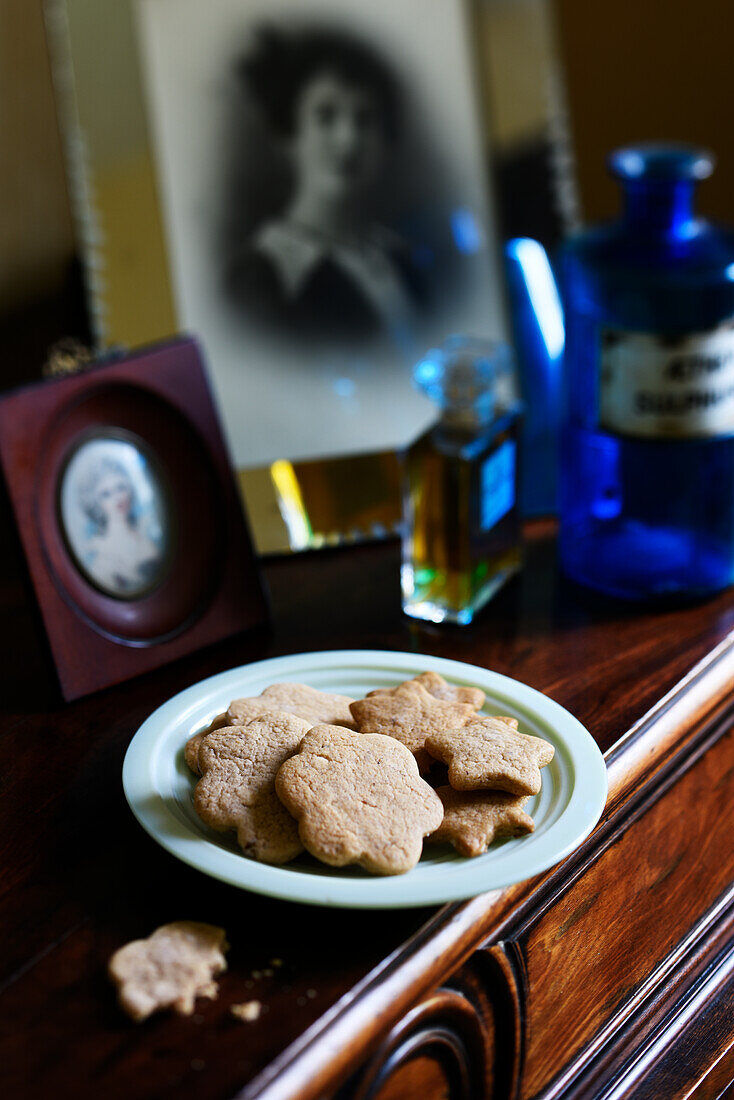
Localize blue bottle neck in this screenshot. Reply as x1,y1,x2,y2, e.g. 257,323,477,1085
622,179,699,238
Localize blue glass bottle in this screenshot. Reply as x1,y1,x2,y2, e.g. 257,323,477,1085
559,143,734,598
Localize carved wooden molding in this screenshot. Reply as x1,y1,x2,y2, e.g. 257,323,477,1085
351,990,488,1100
239,644,734,1100
347,942,528,1100
534,886,734,1099
605,629,734,807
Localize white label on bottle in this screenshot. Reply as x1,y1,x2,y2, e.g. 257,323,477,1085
599,321,734,438
480,441,516,531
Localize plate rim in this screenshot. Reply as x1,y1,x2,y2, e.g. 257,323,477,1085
122,649,608,908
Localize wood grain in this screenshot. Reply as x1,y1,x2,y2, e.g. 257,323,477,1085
1,491,734,1098
521,726,734,1096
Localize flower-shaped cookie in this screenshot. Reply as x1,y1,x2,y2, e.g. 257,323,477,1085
275,725,444,875
228,683,356,729
186,684,356,776
350,680,477,773
108,921,228,1021
193,714,312,863
427,786,534,857
426,716,555,796
184,711,232,774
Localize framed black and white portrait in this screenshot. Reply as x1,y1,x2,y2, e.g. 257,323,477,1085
47,0,568,549
134,0,504,457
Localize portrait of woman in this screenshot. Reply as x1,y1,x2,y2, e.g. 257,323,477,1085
59,436,169,599
134,0,503,468
226,26,428,343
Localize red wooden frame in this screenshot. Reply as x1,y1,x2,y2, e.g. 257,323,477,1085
0,336,268,699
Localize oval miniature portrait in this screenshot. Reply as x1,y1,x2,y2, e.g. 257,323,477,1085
58,432,171,600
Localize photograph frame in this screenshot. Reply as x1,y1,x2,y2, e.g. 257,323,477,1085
45,0,570,552
55,424,175,602
0,336,268,700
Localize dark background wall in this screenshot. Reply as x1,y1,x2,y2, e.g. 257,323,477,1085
554,0,732,223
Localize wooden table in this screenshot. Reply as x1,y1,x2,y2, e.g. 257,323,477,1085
2,518,734,1100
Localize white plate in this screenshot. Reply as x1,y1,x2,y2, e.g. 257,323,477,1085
123,650,607,908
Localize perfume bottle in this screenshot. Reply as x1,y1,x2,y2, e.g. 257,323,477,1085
559,143,734,598
401,336,522,624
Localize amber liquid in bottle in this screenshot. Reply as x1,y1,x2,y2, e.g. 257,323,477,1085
402,412,522,624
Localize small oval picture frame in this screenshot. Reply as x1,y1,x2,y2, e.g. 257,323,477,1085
0,337,268,700
57,429,172,601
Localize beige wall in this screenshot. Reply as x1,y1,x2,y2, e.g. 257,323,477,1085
0,0,74,310
2,0,733,315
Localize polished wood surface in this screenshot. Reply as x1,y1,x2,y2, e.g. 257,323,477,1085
2,510,733,1099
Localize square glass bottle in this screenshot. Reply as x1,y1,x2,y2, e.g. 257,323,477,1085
401,336,523,624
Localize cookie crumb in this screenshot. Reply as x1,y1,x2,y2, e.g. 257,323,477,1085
231,1000,262,1022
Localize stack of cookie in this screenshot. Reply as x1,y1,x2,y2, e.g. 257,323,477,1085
186,672,554,876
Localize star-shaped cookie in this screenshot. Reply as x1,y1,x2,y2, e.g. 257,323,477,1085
350,680,477,772
425,716,555,796
427,786,534,857
367,670,486,710
275,725,444,875
193,713,312,863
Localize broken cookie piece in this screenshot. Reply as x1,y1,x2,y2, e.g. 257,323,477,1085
231,1000,262,1022
108,921,228,1022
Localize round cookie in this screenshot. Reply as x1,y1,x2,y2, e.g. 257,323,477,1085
275,724,444,875
193,713,311,863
